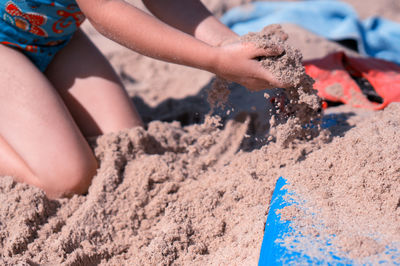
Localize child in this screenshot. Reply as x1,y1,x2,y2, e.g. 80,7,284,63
0,0,286,198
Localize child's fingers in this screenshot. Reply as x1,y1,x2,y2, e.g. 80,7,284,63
244,42,284,59
263,44,285,56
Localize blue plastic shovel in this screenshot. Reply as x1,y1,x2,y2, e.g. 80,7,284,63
258,116,400,265
258,177,354,265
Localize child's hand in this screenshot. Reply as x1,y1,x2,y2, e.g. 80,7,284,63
213,40,288,92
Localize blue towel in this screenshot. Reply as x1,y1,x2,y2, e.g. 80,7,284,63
221,1,400,65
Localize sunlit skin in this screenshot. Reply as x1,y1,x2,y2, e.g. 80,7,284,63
0,0,287,198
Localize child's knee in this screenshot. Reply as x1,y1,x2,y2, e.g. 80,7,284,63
63,155,98,195
43,153,98,198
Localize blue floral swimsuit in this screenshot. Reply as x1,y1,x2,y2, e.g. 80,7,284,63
0,0,85,71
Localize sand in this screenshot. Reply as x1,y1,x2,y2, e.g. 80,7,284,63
1,0,400,265
280,103,400,263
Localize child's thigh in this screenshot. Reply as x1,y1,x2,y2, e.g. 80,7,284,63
45,29,143,138
0,44,96,188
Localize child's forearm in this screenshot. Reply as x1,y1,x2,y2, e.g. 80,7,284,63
142,0,238,46
77,0,289,92
78,0,218,72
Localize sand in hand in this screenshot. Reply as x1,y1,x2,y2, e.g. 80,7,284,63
209,24,325,146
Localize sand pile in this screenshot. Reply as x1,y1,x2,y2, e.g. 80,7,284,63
3,102,399,265
0,115,304,265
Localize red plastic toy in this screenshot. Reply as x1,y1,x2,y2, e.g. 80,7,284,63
304,52,400,110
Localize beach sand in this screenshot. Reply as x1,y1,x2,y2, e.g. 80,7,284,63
1,0,399,265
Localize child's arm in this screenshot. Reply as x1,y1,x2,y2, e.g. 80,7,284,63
76,0,286,91
142,0,238,46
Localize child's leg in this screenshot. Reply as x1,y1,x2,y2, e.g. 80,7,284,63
45,29,143,138
0,44,98,198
